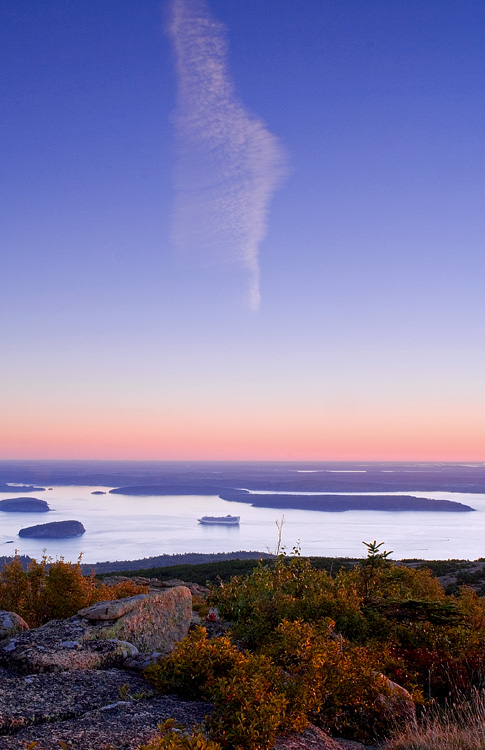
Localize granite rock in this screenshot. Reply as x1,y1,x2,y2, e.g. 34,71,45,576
78,594,149,621
0,668,153,734
0,688,211,750
0,617,137,673
0,611,29,640
376,675,416,724
94,587,193,654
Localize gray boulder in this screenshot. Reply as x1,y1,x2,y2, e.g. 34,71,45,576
375,674,416,724
78,594,148,621
0,611,29,640
0,617,137,673
79,587,193,654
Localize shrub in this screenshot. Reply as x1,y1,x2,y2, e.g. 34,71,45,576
210,549,447,649
209,654,288,750
348,547,446,608
145,627,245,700
138,720,222,750
147,619,402,746
209,555,363,648
262,619,400,743
146,630,291,750
0,554,148,627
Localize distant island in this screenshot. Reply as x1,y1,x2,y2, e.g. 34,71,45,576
107,484,475,512
109,485,223,496
91,491,106,495
18,520,86,539
0,497,50,513
0,484,45,493
219,491,475,513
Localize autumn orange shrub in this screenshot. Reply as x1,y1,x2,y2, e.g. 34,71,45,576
0,554,147,627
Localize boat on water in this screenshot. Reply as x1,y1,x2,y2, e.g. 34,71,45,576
197,514,240,525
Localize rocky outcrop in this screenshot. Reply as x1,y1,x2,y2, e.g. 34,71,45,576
80,587,193,654
0,617,138,673
0,586,212,748
0,588,192,674
18,519,85,538
0,684,211,750
274,727,375,749
0,588,378,749
0,497,50,512
0,668,155,734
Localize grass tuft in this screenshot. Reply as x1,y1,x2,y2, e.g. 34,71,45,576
385,689,485,750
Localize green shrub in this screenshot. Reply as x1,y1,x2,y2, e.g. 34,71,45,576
209,548,447,649
145,627,245,700
138,720,221,750
209,555,363,647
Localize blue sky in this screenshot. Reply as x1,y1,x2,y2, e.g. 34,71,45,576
1,0,484,459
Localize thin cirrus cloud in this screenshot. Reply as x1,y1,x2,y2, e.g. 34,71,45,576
168,0,287,311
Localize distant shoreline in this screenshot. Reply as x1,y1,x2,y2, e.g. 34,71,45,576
0,550,272,575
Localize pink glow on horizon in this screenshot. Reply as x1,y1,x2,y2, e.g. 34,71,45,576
1,403,484,461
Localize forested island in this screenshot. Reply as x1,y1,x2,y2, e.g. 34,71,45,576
18,520,86,539
109,485,223,496
218,490,475,512
0,497,50,512
108,485,475,512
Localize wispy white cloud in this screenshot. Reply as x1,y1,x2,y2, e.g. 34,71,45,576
169,0,287,311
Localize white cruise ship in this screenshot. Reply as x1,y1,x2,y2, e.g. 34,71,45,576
197,514,240,525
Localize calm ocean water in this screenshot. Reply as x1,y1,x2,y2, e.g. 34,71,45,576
1,484,485,564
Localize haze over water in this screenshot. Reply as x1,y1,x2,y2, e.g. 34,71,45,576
1,461,485,564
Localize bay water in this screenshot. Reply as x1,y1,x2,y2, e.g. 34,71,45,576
1,485,485,565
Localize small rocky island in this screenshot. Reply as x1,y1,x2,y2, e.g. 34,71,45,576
91,491,106,495
0,497,50,513
18,520,86,539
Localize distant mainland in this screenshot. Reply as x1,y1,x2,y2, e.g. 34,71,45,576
0,484,45,493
